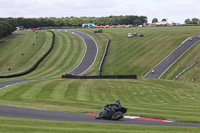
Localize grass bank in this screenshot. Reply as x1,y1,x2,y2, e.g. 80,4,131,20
0,30,85,80
1,117,200,133
0,31,48,75
1,78,200,123
77,27,200,81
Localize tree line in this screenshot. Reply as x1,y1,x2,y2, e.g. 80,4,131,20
152,18,167,23
1,15,147,28
0,18,18,37
0,15,147,37
185,18,199,25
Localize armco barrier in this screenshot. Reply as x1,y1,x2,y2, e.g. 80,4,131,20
61,74,137,79
0,31,55,78
99,39,110,75
173,58,200,81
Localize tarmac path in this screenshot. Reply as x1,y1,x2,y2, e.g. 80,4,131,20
1,105,200,127
60,30,98,75
0,78,44,90
144,36,200,79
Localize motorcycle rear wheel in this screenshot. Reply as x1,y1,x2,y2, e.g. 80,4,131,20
111,111,123,120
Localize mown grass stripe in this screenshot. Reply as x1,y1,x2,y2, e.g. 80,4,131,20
1,78,200,122
1,85,31,100
0,31,47,74
35,32,66,77
36,80,59,99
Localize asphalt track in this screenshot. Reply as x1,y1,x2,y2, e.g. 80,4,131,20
144,36,200,79
0,78,44,90
1,31,200,127
1,105,200,127
60,30,98,75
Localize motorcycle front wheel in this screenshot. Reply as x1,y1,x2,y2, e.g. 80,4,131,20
111,111,123,120
95,112,103,119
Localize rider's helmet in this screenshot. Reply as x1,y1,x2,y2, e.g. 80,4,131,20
115,100,120,105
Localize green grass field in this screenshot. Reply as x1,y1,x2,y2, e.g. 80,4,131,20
0,33,15,42
0,30,87,80
1,116,200,133
21,31,85,78
78,27,200,81
1,78,200,123
0,31,48,76
2,27,200,80
1,27,200,132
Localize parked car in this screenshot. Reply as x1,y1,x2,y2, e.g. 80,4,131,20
128,33,132,38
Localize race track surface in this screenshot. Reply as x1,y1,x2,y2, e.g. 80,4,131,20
1,105,200,127
64,30,98,75
0,78,44,90
144,36,200,79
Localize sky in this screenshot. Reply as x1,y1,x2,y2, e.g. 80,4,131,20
0,0,200,24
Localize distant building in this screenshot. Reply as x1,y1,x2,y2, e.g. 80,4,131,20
82,23,95,28
172,22,180,26
148,21,170,27
154,21,169,26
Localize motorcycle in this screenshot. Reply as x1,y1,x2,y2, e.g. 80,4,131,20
95,105,128,120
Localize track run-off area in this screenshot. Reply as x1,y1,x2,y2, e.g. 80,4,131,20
1,29,200,128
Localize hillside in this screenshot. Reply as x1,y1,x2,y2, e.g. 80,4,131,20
0,31,48,76
77,27,200,82
1,78,200,123
1,27,200,125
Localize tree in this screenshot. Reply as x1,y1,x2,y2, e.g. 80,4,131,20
0,21,13,36
152,18,158,23
4,17,18,31
185,19,191,24
133,19,142,25
17,17,25,26
162,18,167,21
191,18,199,24
140,16,148,23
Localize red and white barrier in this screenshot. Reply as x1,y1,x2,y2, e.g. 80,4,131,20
84,113,173,122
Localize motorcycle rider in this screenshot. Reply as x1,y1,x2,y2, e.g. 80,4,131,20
101,100,122,118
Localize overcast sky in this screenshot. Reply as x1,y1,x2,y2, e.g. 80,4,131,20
0,0,200,24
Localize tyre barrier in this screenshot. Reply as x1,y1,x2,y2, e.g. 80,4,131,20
0,31,55,78
61,74,137,79
99,39,110,76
